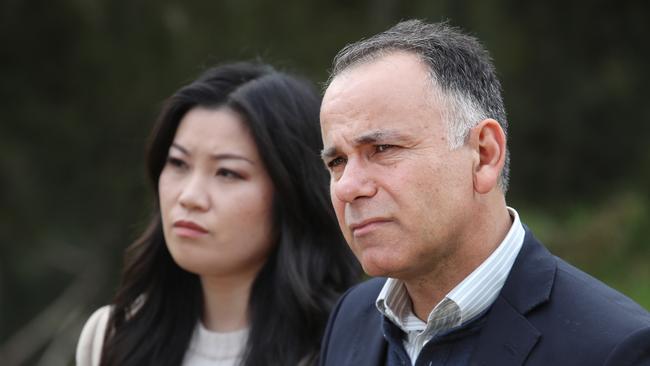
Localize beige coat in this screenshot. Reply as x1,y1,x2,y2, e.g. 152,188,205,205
76,306,110,366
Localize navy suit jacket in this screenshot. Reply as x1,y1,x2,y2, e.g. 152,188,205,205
320,229,650,366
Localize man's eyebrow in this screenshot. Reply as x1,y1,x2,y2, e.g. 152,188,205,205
353,129,406,145
320,129,408,161
171,143,254,165
321,146,338,161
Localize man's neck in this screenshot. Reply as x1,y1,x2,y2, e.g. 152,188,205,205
404,202,512,321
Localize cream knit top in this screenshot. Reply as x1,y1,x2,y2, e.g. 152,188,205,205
183,321,248,366
76,306,248,366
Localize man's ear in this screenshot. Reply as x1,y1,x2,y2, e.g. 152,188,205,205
468,119,506,194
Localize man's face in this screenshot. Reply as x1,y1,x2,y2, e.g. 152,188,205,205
320,51,477,281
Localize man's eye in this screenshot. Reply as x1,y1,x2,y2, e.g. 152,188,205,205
328,157,347,169
375,144,394,153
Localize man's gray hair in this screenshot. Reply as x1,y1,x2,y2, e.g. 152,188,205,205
328,20,510,192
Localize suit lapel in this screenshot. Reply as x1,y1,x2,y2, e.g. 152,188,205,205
348,306,387,366
470,229,557,366
469,296,540,366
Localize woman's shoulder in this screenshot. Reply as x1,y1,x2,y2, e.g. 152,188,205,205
76,305,111,366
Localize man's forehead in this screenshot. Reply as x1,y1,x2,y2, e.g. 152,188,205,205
323,54,433,113
330,50,424,84
324,64,393,105
320,51,441,155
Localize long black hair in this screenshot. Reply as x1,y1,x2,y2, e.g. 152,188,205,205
100,62,361,366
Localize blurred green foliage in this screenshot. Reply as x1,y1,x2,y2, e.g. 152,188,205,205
0,0,648,364
521,191,650,307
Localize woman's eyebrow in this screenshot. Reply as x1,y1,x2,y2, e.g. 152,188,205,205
209,153,255,165
171,143,255,165
170,143,190,155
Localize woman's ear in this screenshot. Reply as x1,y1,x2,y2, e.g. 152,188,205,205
468,119,506,194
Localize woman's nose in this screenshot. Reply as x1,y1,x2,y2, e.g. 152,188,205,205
178,174,210,211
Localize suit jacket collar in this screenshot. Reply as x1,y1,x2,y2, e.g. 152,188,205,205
469,228,557,366
500,228,556,314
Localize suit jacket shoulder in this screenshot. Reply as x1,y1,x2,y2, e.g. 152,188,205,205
76,305,111,366
472,229,650,365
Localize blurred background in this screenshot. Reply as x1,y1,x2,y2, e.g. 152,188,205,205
1,0,648,364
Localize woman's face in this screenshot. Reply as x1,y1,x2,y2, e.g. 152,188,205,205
159,106,275,280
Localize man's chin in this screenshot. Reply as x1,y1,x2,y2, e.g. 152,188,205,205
360,258,401,278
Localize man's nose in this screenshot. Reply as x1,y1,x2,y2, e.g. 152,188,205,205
332,158,377,203
178,174,210,211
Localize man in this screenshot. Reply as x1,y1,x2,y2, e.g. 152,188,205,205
318,20,650,366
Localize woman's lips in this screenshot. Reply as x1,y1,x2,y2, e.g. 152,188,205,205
173,220,209,238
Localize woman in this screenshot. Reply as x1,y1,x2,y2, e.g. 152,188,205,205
76,62,360,366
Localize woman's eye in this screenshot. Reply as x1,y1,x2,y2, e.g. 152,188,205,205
216,168,243,179
167,157,187,169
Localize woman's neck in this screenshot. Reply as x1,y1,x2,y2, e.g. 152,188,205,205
199,273,256,332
